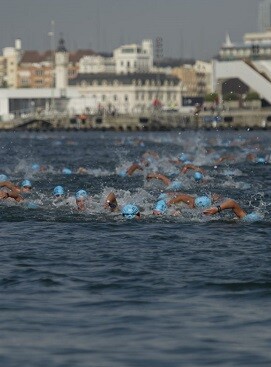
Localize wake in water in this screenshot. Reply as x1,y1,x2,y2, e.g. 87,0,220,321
0,130,269,223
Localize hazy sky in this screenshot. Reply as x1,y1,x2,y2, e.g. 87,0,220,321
0,0,264,60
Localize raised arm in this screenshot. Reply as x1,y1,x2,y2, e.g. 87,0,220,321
146,172,171,186
181,164,205,174
0,181,20,193
203,199,247,219
0,181,23,201
126,163,143,176
167,194,195,208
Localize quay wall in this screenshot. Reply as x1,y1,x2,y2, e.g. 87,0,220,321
1,109,271,131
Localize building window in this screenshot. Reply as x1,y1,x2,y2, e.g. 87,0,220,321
124,95,129,101
113,95,118,101
36,70,43,76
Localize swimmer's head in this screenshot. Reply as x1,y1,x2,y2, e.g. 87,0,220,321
256,157,266,164
0,174,8,181
118,170,127,177
167,181,182,191
194,195,211,208
242,212,263,222
153,200,167,215
122,204,140,219
75,189,88,200
53,185,65,197
21,179,32,189
194,171,203,182
32,163,40,171
62,168,72,175
158,193,168,201
178,153,189,162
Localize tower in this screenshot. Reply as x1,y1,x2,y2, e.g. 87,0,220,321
55,36,69,90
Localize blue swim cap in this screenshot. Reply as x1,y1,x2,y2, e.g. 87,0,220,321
178,153,189,162
26,201,39,209
195,195,211,208
118,170,127,177
242,212,263,222
154,200,167,214
21,179,32,188
167,180,182,191
32,163,40,171
0,174,8,181
62,168,72,175
158,193,168,201
53,185,64,196
122,204,140,219
256,157,266,164
194,171,203,182
75,189,87,199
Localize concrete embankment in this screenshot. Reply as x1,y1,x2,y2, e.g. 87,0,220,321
1,109,271,131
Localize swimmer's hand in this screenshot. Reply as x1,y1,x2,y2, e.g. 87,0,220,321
203,207,218,215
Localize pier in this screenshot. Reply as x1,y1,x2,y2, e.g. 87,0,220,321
1,109,271,132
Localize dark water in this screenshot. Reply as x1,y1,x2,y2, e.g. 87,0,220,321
1,130,271,367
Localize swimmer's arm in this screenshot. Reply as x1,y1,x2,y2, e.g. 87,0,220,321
146,172,171,186
0,181,20,192
203,199,247,218
167,194,195,208
181,164,205,174
126,163,143,176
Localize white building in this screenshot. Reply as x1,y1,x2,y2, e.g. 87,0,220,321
79,55,115,74
114,39,153,74
213,31,271,104
3,39,22,88
258,0,271,32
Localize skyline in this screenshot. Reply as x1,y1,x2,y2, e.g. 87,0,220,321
0,0,265,60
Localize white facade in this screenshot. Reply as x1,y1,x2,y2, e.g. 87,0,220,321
258,0,271,32
114,39,153,74
2,39,22,88
79,55,115,74
0,76,182,118
55,51,69,90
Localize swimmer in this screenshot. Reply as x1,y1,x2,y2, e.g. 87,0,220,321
75,189,88,211
103,192,140,219
52,185,68,207
122,204,141,220
119,162,143,177
104,192,119,212
146,172,183,191
0,179,33,201
181,163,206,175
203,199,263,221
0,181,23,202
167,193,218,209
77,167,88,174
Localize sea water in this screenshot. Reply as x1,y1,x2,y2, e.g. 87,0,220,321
0,129,271,367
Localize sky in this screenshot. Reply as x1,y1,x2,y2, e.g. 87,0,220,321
0,0,264,60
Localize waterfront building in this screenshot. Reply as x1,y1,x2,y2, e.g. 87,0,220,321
171,61,212,103
3,39,22,88
68,72,181,114
258,0,271,32
212,30,271,105
0,37,182,118
79,55,115,74
114,40,153,74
